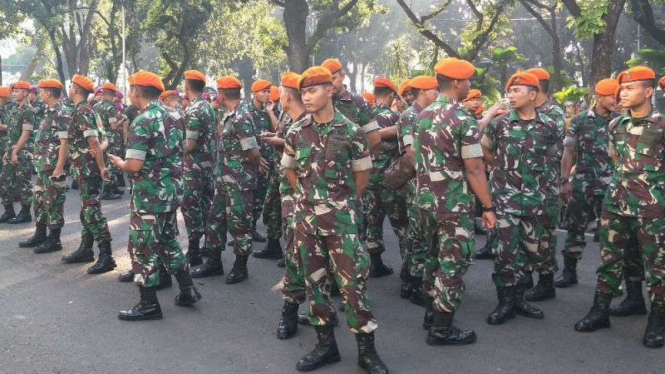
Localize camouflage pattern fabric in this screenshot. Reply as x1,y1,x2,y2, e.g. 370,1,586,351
0,102,9,173
94,99,124,189
249,101,278,230
0,102,35,206
263,168,283,240
31,99,46,125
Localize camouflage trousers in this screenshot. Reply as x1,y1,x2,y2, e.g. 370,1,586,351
251,166,270,230
263,166,282,240
77,174,112,242
420,209,474,313
596,210,665,305
128,211,188,288
34,170,66,229
296,230,377,333
280,197,306,304
563,180,604,260
403,180,427,278
0,153,32,206
180,166,214,241
362,182,408,255
534,197,560,275
104,142,123,190
493,213,545,288
205,180,253,256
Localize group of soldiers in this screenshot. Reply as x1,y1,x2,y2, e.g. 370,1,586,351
1,56,664,374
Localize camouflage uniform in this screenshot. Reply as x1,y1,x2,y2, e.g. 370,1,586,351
31,99,46,125
0,102,35,207
32,102,71,230
205,101,257,256
363,104,408,256
481,110,561,287
0,102,9,173
281,110,377,333
94,99,124,190
125,100,186,288
68,101,112,243
414,95,483,312
596,110,665,305
181,96,216,242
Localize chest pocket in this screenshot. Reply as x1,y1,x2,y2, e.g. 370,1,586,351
295,146,312,179
531,124,554,170
495,125,523,170
635,124,664,172
324,127,350,181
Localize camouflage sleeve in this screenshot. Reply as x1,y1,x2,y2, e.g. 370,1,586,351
237,115,258,151
281,126,297,170
21,109,36,131
480,117,498,151
607,117,619,159
185,105,202,140
57,111,72,139
357,97,380,134
107,103,122,128
125,116,150,161
398,112,413,148
564,113,582,147
351,126,372,172
460,115,483,159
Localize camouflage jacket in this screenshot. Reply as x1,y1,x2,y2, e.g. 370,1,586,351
184,96,216,170
369,104,400,184
216,101,258,192
33,102,72,172
282,110,372,236
126,100,184,214
414,95,483,217
6,102,36,158
397,101,423,155
68,101,104,178
604,109,665,219
0,103,9,149
31,99,46,124
94,99,123,146
124,105,141,125
482,110,560,216
277,111,307,200
537,97,565,198
249,100,280,162
333,89,379,134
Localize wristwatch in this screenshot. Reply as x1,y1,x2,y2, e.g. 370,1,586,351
559,177,570,185
481,205,496,212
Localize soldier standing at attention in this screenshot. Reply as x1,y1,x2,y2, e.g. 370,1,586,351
0,81,36,224
481,71,561,325
0,87,11,176
20,79,71,254
61,75,117,274
109,71,201,321
575,66,665,349
94,82,124,200
282,66,388,374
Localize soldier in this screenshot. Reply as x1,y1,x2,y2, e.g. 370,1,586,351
462,89,482,115
29,86,46,124
94,82,124,200
575,66,665,348
414,59,496,345
397,79,413,111
396,75,440,304
108,70,200,321
524,68,565,302
192,76,261,284
0,80,36,224
361,92,375,107
282,66,388,374
19,79,71,253
0,86,10,175
481,71,561,325
60,74,117,275
160,90,179,111
556,79,619,288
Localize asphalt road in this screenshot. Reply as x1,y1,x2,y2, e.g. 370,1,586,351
0,184,663,374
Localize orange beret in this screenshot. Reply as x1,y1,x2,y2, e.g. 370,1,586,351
321,58,343,74
160,90,177,101
280,71,301,90
38,79,64,90
506,71,540,91
398,80,411,96
299,66,333,90
594,79,619,96
12,81,31,90
251,79,272,93
129,71,165,92
72,74,95,92
409,75,438,90
660,76,665,90
374,77,398,93
617,66,656,84
0,86,10,98
216,76,243,90
526,68,550,81
102,82,117,92
474,103,484,116
361,92,375,106
434,58,475,80
269,86,280,102
184,70,206,82
463,89,482,102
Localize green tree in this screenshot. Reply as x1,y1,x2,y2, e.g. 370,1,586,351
490,46,527,89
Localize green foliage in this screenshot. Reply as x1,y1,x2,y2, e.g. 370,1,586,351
625,49,665,74
553,85,589,104
566,0,611,38
473,67,501,103
491,46,527,64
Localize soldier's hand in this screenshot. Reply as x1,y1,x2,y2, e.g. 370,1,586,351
100,167,112,182
259,157,269,174
560,181,572,202
482,211,496,230
88,148,98,157
53,166,64,178
10,151,18,165
266,101,276,112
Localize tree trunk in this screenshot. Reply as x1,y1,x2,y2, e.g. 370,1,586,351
549,11,564,92
348,59,357,92
588,0,626,86
283,0,309,73
21,53,39,80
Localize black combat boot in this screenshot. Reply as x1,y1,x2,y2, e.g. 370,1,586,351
116,174,126,188
487,286,516,325
156,265,173,290
118,270,135,282
643,304,665,348
427,311,476,346
19,222,47,248
34,228,63,254
574,291,612,332
0,203,15,223
609,281,647,317
101,183,121,200
277,301,299,340
191,248,224,278
61,232,95,263
253,238,283,259
525,273,556,301
71,180,78,190
296,325,341,371
409,278,425,307
252,229,267,243
118,287,163,321
87,240,117,274
186,238,203,267
356,332,389,374
474,240,494,260
297,312,339,327
399,264,412,299
174,269,202,307
225,254,249,284
554,256,578,288
514,283,544,319
423,296,434,330
369,252,393,278
276,258,286,267
7,204,31,224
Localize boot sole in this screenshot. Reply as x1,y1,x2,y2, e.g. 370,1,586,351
554,281,578,289
62,257,96,264
487,313,515,325
296,354,341,372
87,264,118,274
225,276,248,284
426,334,477,346
515,310,545,319
191,268,224,278
643,339,665,348
574,321,610,332
19,242,46,248
118,313,163,321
